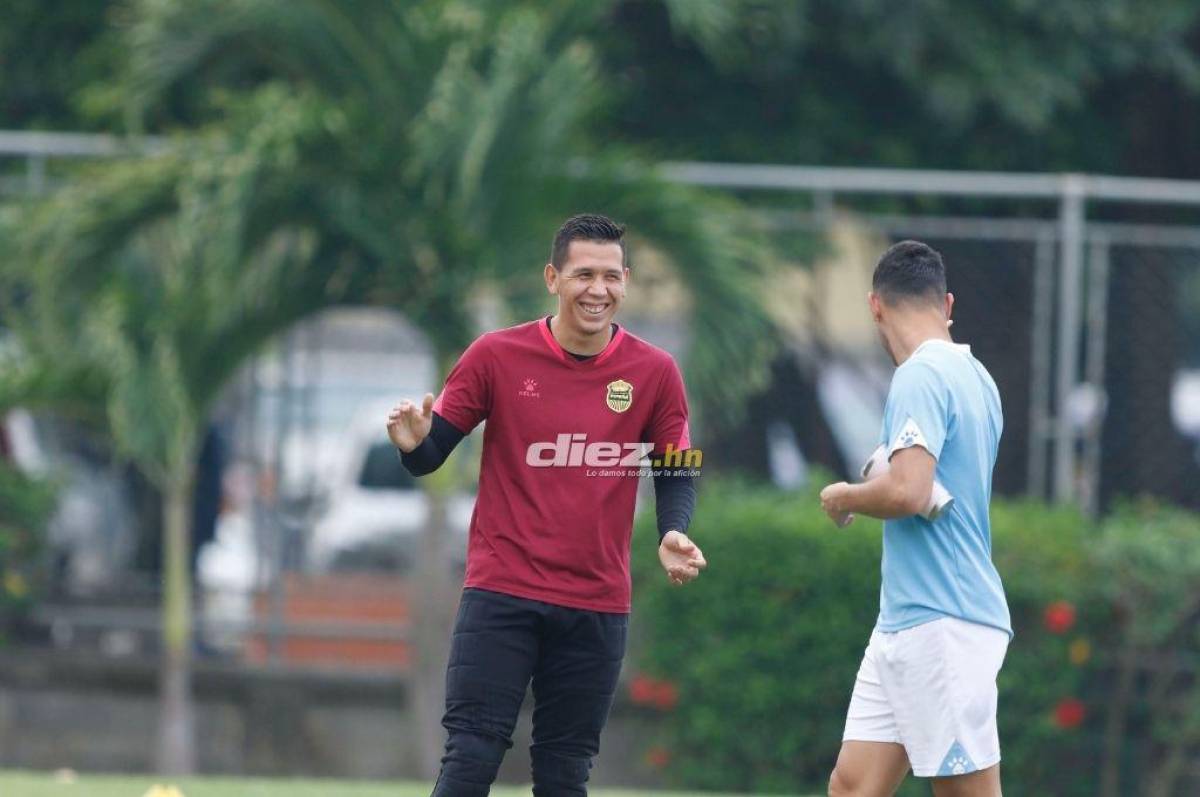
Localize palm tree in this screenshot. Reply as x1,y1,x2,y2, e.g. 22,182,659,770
0,97,363,773
121,0,779,416
3,0,782,776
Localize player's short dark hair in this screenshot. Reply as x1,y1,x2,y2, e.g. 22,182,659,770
550,213,627,269
872,240,947,306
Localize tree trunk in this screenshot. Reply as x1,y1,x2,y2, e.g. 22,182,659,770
411,464,456,779
402,298,478,780
157,471,196,775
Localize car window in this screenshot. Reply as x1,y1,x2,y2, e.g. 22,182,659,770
358,442,418,490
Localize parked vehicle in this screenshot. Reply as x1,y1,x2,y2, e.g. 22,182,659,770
307,401,475,573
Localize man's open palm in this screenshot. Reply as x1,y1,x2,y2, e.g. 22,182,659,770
387,393,434,452
659,531,707,586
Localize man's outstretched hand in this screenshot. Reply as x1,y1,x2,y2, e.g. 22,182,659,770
387,393,434,453
659,530,707,586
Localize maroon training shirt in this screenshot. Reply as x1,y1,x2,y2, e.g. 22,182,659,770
432,319,691,613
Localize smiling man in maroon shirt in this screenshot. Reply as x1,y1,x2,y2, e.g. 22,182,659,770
387,214,706,797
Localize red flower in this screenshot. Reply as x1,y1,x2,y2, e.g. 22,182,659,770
1044,601,1077,634
651,680,679,711
1054,698,1086,729
645,746,671,769
629,674,679,711
629,674,657,706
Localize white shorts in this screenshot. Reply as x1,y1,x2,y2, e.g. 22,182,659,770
842,616,1009,778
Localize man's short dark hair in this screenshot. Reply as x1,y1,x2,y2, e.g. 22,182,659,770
550,213,627,269
872,240,947,306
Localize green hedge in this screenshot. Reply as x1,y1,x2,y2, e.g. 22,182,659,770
0,462,55,637
629,479,1112,795
1087,501,1200,796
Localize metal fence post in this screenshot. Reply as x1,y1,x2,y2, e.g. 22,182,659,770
268,332,296,664
1080,234,1111,516
1027,232,1056,499
1054,176,1086,504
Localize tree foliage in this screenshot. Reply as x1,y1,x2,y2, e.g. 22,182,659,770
610,0,1200,176
0,89,354,774
105,0,781,425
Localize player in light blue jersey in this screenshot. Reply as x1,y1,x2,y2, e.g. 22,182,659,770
820,241,1010,797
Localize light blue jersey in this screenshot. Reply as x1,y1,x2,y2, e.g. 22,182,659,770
876,339,1011,637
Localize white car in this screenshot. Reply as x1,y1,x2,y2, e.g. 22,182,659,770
3,409,138,593
306,402,475,573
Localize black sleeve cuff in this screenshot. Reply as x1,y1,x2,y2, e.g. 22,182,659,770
399,434,444,477
652,467,697,543
398,412,465,477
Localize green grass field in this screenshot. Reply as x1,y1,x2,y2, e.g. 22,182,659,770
0,771,806,797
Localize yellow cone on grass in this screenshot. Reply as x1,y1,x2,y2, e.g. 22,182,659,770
142,786,186,797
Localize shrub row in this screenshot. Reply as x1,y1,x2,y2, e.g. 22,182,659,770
630,479,1196,795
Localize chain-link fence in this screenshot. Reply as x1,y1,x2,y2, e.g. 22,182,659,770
5,135,1200,671
666,162,1200,515
1095,232,1200,513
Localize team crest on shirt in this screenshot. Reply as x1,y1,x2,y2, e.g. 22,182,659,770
605,379,633,413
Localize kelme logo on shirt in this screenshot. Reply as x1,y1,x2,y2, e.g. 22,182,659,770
893,417,929,452
606,379,633,413
519,377,540,398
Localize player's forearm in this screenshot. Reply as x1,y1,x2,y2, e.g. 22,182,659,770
840,472,927,519
399,413,465,476
652,468,696,542
399,436,446,476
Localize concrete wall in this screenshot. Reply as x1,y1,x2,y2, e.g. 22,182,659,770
0,650,665,787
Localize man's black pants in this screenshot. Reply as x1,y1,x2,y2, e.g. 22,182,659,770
430,588,628,797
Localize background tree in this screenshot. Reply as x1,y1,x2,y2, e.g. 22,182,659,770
606,0,1200,175
602,0,1200,502
3,0,782,775
0,96,354,772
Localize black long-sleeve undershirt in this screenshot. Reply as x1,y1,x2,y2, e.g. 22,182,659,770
399,412,465,477
652,464,696,541
398,411,696,541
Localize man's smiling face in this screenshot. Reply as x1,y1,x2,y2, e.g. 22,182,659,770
547,239,628,339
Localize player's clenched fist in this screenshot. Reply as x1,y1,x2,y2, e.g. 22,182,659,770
387,393,434,453
820,481,855,528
